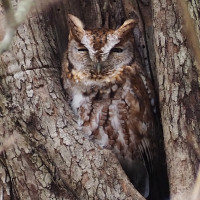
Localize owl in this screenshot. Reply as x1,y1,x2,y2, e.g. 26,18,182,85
62,14,158,199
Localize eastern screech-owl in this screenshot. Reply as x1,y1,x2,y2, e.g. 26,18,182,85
62,14,158,198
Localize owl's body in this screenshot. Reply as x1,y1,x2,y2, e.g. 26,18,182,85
62,15,157,198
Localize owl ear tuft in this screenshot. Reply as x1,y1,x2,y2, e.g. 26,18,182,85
115,19,138,38
68,14,85,41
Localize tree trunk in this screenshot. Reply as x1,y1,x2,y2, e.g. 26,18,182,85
0,0,146,199
152,0,200,199
0,0,199,200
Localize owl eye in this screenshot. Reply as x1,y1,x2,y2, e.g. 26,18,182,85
111,48,123,53
78,48,88,52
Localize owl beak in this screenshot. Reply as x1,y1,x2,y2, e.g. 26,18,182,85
94,62,101,74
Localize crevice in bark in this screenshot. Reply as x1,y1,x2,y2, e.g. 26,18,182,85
134,1,170,199
135,0,154,83
0,154,19,200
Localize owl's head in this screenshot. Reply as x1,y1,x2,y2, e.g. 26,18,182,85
67,14,137,81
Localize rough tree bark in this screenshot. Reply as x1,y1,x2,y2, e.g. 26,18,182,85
152,0,200,199
0,0,199,200
0,0,147,199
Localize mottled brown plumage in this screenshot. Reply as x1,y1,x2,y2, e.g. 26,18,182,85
62,14,158,198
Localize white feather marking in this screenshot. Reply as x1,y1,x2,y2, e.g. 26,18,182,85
96,126,109,147
81,34,97,60
109,102,126,146
90,105,103,131
72,92,85,113
101,33,120,56
122,80,135,100
71,87,91,118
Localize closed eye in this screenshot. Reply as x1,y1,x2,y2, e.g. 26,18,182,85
111,48,123,53
78,48,88,52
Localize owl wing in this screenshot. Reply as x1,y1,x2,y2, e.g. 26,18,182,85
121,64,157,197
128,63,156,167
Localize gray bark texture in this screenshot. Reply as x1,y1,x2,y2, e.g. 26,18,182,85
0,0,199,200
152,0,200,199
0,0,147,199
